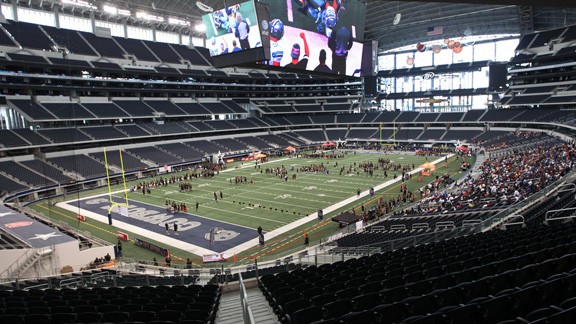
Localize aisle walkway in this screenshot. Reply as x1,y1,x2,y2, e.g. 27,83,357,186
216,287,279,324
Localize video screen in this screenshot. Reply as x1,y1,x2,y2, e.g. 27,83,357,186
203,0,263,57
259,0,372,77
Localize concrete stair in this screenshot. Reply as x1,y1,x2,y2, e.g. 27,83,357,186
216,287,280,324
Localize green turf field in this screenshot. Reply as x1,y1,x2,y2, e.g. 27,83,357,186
27,150,473,266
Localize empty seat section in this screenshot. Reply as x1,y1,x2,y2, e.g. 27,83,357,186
141,122,189,135
157,143,204,161
115,124,152,137
0,129,30,147
283,116,312,125
0,161,54,186
113,101,157,117
9,99,56,120
295,131,326,142
326,129,348,140
436,112,464,122
20,160,73,182
186,140,221,154
226,119,259,129
0,174,27,194
89,151,147,171
0,23,16,46
48,155,106,178
174,102,211,115
3,21,53,50
11,125,53,142
236,137,271,150
418,129,445,140
347,128,378,139
114,37,158,62
204,120,236,130
82,103,130,118
81,126,128,140
221,100,247,114
461,109,486,121
38,128,92,143
170,44,209,66
414,113,439,122
80,32,125,58
126,147,181,165
395,112,419,123
211,139,249,151
41,103,96,120
257,135,293,147
310,115,335,124
337,113,366,124
186,121,214,132
143,101,186,116
42,26,97,56
201,103,234,114
145,42,182,63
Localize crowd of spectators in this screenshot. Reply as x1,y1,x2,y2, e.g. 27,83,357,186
390,142,576,217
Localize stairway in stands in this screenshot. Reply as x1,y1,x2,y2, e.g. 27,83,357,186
216,287,280,324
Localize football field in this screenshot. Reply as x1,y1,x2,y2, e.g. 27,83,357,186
45,150,467,263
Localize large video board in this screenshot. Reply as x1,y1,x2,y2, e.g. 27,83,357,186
259,0,371,76
202,0,270,67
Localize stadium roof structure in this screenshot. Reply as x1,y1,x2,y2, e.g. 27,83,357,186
11,0,576,55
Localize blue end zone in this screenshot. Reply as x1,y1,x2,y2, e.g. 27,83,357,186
78,197,256,253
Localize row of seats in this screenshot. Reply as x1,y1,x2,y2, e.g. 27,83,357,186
0,284,220,324
259,223,576,323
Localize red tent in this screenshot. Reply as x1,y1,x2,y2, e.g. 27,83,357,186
457,145,468,151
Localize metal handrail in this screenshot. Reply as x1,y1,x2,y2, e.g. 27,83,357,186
545,207,576,224
239,273,255,324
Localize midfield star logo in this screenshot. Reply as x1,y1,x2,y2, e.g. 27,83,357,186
29,232,62,241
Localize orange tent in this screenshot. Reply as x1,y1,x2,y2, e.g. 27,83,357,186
419,161,436,176
284,146,296,152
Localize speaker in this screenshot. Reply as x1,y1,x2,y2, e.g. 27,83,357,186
488,63,508,92
364,76,378,97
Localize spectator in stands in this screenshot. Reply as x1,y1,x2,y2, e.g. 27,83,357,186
235,12,251,50
313,49,332,73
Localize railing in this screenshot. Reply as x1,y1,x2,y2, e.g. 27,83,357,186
545,207,576,225
479,170,576,230
239,273,256,324
0,248,38,280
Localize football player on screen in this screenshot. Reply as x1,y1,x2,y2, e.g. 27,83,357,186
293,0,345,36
269,19,285,66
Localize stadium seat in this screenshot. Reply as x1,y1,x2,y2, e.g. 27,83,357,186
102,311,131,322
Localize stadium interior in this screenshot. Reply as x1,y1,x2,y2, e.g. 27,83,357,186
1,0,576,323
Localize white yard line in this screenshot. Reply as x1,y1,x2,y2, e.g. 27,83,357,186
221,155,453,256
